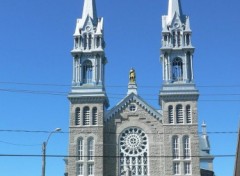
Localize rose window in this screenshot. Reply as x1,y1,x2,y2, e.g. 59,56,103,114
119,127,148,176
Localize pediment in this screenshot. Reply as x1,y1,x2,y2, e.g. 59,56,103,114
106,93,162,121
82,15,95,32
169,12,184,29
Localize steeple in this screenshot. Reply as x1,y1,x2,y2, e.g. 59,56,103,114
70,0,107,96
167,0,183,24
160,0,195,84
82,0,98,24
159,0,199,110
67,1,108,175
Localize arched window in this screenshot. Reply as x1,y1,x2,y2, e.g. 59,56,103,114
187,52,192,82
186,105,192,124
96,36,100,48
88,164,94,176
77,163,84,176
88,138,94,161
83,107,90,125
75,37,79,49
119,127,148,175
83,60,93,84
176,105,183,124
177,31,181,47
92,107,97,125
88,34,92,49
183,136,190,159
168,105,174,124
75,107,81,125
83,34,87,50
172,136,179,159
184,162,191,175
173,162,180,175
173,31,176,47
172,58,183,81
186,34,190,46
77,138,83,161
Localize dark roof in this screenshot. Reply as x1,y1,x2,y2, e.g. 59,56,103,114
200,169,214,176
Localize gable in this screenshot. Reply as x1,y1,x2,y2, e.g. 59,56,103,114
106,93,162,121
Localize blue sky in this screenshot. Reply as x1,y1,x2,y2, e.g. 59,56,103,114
0,0,239,175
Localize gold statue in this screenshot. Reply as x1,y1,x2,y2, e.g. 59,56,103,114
129,68,136,83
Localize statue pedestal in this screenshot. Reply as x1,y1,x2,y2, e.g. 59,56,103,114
127,83,137,95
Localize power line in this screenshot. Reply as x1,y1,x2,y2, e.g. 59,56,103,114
0,129,237,135
0,88,240,102
0,140,41,147
0,81,240,88
0,154,235,158
0,88,67,96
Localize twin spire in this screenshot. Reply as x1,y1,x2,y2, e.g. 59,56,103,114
81,0,183,24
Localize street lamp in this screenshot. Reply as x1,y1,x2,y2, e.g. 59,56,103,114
42,128,61,176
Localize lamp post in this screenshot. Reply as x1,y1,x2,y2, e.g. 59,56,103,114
42,128,61,176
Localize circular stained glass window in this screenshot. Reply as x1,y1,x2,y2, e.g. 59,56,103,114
120,127,147,155
119,127,148,175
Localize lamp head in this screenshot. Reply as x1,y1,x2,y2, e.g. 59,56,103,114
55,128,61,132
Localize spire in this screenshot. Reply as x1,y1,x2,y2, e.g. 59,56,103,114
82,0,98,23
167,0,183,23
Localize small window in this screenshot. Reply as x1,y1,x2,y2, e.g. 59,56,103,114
88,164,94,176
184,162,191,175
173,162,180,175
186,105,192,123
173,136,180,159
92,107,97,125
77,138,83,161
88,138,94,161
77,163,84,176
183,136,191,159
129,104,137,112
75,107,81,125
176,105,183,124
83,107,90,125
168,105,174,124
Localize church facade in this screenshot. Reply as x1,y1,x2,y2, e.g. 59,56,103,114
65,0,214,176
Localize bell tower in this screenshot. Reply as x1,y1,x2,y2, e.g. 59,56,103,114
159,0,201,175
67,0,108,176
71,0,106,91
161,0,194,84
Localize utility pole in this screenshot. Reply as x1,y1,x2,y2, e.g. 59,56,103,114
41,128,61,176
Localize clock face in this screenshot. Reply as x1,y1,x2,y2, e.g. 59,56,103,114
86,25,91,31
174,23,180,28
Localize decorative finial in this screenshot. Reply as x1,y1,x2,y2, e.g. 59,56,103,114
129,68,136,83
202,121,207,135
